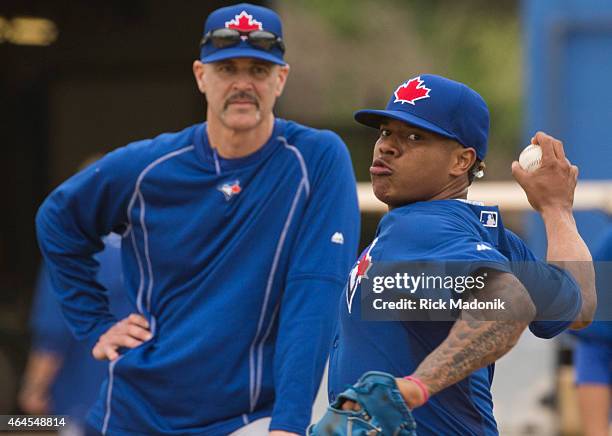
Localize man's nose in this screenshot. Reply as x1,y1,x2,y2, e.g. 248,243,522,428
232,71,255,90
377,139,399,158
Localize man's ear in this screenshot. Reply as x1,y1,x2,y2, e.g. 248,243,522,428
274,64,290,97
193,60,206,94
449,146,477,177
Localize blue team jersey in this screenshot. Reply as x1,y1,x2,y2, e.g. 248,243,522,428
31,234,132,423
329,199,581,436
36,119,360,435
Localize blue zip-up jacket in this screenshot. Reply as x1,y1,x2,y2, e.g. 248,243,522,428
36,119,360,435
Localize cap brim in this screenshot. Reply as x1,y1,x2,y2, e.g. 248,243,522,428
354,109,459,143
201,47,285,65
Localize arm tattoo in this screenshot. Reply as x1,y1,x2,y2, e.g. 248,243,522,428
413,271,536,395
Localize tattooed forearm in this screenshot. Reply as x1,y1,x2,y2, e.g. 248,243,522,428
412,271,536,395
413,319,523,394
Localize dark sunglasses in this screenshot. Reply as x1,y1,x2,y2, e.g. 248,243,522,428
200,28,285,53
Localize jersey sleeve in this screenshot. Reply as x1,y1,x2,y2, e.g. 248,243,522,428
35,142,148,342
270,131,360,434
504,230,582,338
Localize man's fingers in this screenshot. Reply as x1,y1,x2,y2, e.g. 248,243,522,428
552,139,566,160
533,131,556,162
340,400,361,411
103,332,143,349
93,343,119,361
92,345,105,360
118,335,144,348
127,324,153,341
127,313,149,329
533,131,567,162
106,346,120,361
571,165,579,181
534,132,555,161
511,161,528,184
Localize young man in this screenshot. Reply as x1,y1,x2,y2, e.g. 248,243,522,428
328,74,596,435
36,3,359,435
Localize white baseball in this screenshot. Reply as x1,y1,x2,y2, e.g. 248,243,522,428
518,144,542,172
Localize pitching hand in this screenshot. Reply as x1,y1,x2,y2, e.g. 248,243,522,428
511,131,579,214
92,313,152,361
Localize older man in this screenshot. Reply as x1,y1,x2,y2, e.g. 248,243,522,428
36,3,359,435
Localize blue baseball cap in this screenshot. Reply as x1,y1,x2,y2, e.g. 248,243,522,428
354,75,489,160
200,3,285,65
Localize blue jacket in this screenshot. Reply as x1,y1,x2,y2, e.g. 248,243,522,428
36,119,360,435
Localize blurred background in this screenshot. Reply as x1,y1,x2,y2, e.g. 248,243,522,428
1,0,611,434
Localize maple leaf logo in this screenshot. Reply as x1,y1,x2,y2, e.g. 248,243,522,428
225,11,263,32
356,255,371,278
394,77,431,105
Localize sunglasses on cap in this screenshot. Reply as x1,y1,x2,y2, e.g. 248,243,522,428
200,28,285,53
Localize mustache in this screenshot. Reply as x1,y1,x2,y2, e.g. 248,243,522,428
224,91,259,109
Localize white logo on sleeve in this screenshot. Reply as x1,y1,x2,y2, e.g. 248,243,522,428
331,232,344,245
477,243,492,251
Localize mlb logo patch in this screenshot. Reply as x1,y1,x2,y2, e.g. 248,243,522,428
480,211,498,228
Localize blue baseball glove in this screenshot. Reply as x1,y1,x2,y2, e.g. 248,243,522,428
307,371,417,435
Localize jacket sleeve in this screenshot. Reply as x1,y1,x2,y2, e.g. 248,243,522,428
35,143,147,343
269,132,360,434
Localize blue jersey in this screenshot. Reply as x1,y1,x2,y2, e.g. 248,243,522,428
329,200,581,436
30,234,132,422
36,119,360,435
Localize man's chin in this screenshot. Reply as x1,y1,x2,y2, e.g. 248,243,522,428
372,183,417,208
220,112,262,131
372,184,394,206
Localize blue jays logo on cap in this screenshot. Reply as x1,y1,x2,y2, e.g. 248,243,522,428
200,3,285,65
225,11,262,32
354,74,490,160
394,77,431,105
